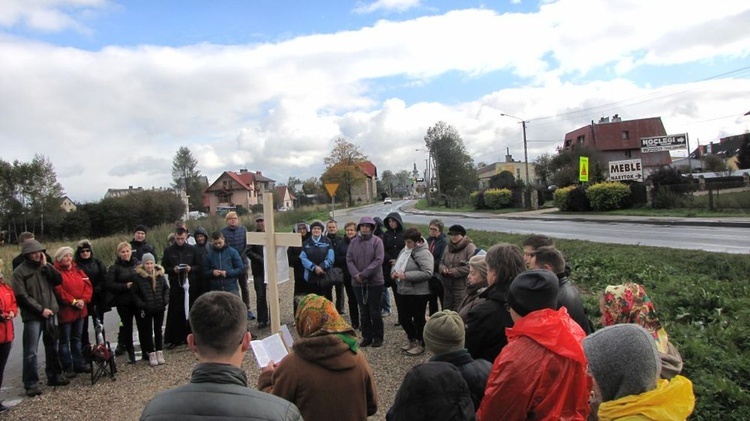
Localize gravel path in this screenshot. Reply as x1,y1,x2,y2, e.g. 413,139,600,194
3,279,432,420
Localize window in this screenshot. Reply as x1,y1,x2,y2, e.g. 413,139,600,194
625,150,632,157
622,131,629,140
576,135,585,144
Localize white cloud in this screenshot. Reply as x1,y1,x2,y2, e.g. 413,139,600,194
353,0,421,14
1,1,750,202
0,0,109,33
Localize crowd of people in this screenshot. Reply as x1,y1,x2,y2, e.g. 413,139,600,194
1,212,697,420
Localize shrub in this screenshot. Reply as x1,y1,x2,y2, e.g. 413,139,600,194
586,182,631,211
554,185,591,211
483,188,513,209
470,191,485,209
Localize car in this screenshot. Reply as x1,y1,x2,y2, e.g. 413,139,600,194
383,197,392,205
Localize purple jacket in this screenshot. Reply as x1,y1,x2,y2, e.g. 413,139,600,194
346,233,385,286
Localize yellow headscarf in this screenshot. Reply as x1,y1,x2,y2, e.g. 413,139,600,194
295,294,358,352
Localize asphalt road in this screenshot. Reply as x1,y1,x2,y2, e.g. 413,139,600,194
344,200,750,254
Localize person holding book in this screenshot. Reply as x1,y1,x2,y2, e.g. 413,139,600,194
141,291,301,420
258,294,378,421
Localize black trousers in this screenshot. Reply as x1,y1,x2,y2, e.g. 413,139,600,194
135,310,165,353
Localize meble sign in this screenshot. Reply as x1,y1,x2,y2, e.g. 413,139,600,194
640,133,687,153
608,159,642,181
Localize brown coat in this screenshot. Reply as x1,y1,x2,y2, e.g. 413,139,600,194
258,334,378,421
439,236,476,280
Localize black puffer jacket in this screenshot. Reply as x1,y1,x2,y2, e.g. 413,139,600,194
464,283,514,363
132,265,170,313
75,251,109,312
557,275,593,335
105,257,138,307
430,349,492,409
387,361,476,421
382,212,405,288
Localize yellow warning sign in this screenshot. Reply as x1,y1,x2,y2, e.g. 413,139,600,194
579,157,589,182
324,183,339,197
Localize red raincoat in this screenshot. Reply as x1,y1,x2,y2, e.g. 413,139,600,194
53,262,93,324
0,280,17,343
477,307,591,421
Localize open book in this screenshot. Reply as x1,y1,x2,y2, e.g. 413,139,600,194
250,325,294,367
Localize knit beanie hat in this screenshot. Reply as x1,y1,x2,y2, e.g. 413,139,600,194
469,255,488,280
134,224,148,234
423,310,465,355
21,239,45,256
583,324,660,402
309,220,325,231
141,253,156,264
506,269,559,316
447,224,466,236
54,246,74,262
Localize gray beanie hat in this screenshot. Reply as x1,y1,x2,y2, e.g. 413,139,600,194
54,246,74,262
141,253,155,264
583,324,661,402
423,310,465,355
506,269,559,316
21,239,45,256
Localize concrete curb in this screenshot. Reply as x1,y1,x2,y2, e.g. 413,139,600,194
399,206,750,228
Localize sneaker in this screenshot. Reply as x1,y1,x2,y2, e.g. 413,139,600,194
407,344,425,356
64,370,77,379
400,340,417,352
372,339,383,348
156,350,166,365
0,403,9,413
148,352,159,367
247,309,257,320
359,339,373,348
48,377,70,387
25,387,43,397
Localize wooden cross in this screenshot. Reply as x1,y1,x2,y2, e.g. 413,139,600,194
246,191,301,334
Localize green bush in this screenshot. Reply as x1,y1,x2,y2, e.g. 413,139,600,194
470,191,485,209
554,185,591,211
586,182,631,211
483,188,513,209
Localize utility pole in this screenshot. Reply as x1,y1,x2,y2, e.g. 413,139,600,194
501,113,531,209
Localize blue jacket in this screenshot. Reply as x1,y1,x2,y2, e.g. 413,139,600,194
300,235,334,283
221,226,247,256
205,244,245,282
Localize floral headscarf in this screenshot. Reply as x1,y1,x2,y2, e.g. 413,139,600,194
601,282,669,352
295,294,358,352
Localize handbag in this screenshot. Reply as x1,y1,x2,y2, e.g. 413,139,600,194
319,267,344,289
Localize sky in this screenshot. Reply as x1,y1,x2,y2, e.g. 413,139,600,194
2,0,750,202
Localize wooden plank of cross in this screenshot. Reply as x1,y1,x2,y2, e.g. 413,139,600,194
246,191,301,334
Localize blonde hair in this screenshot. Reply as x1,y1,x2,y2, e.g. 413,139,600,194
225,211,238,221
116,241,131,252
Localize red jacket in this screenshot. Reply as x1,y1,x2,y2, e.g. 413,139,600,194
0,280,17,343
53,262,93,324
477,307,591,421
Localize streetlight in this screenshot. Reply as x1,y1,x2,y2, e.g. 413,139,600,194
500,113,531,209
415,148,432,204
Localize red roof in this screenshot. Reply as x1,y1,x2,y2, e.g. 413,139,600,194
564,117,666,151
358,161,377,178
206,170,276,193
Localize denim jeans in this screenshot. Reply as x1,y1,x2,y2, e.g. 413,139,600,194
58,318,86,371
211,278,240,297
22,319,63,389
353,285,384,342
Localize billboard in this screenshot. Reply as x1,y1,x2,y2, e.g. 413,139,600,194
608,158,643,181
640,133,687,153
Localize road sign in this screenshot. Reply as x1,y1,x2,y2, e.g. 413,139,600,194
640,133,687,153
324,183,339,197
579,157,589,182
608,158,642,181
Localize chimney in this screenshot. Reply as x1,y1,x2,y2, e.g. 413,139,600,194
599,116,610,123
239,168,248,173
256,171,262,176
612,114,621,122
505,147,513,163
129,186,133,190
